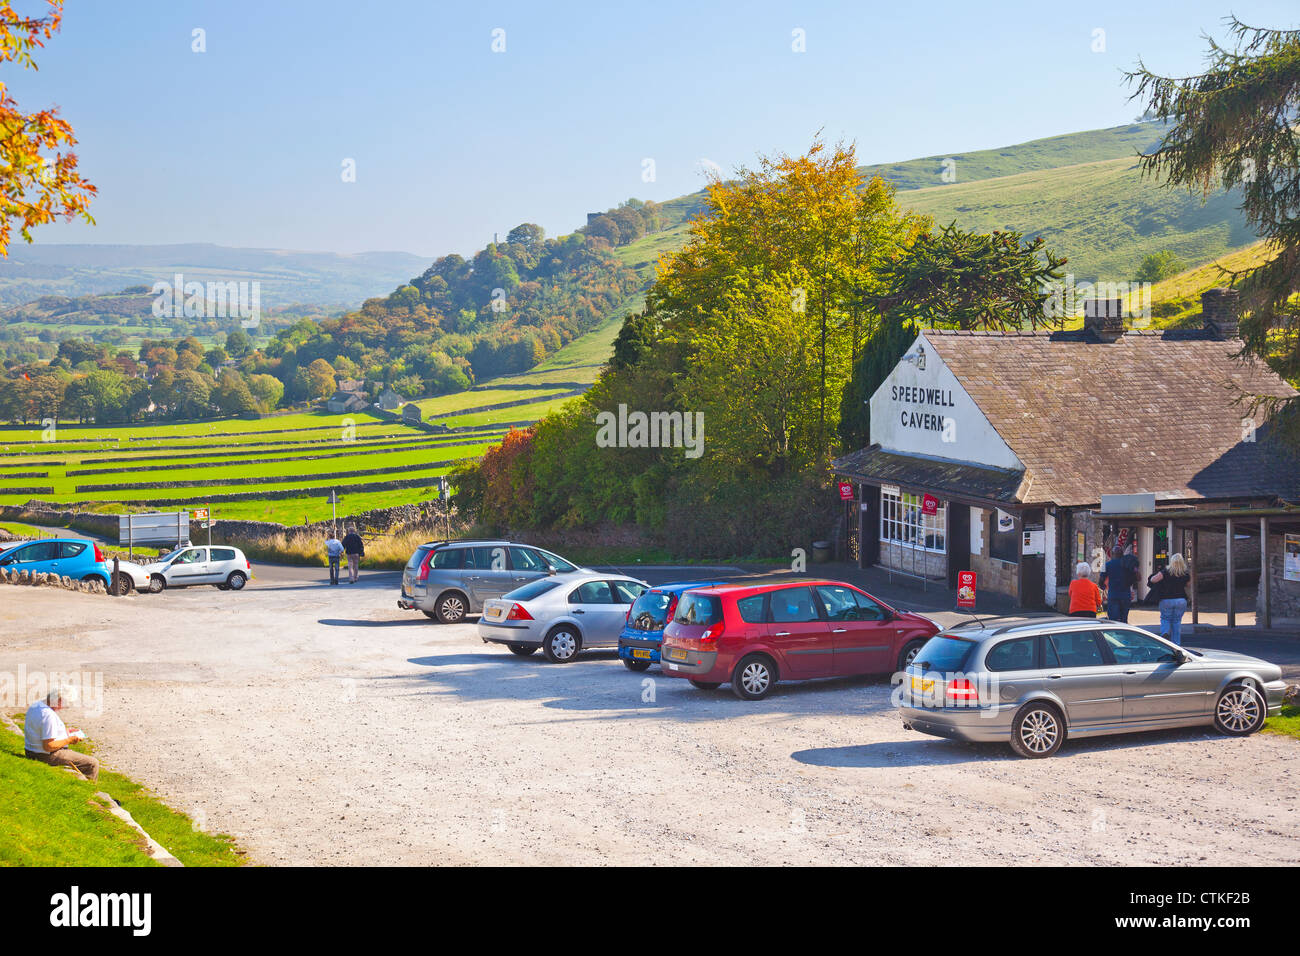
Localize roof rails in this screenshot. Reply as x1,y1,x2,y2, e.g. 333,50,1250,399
988,615,1095,636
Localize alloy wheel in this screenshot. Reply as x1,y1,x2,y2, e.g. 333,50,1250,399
1019,709,1059,755
1216,688,1261,733
740,661,770,697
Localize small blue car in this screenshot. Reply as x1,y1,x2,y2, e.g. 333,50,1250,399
618,581,728,671
0,537,112,587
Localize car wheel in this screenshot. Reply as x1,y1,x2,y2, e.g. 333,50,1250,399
689,680,722,690
898,639,927,673
226,571,247,591
508,643,538,657
542,626,580,663
435,592,467,624
148,575,166,594
1213,682,1265,737
1010,702,1064,758
623,658,652,672
113,572,133,595
731,654,776,701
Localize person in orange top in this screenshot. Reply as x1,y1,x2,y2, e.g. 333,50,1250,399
1068,562,1104,617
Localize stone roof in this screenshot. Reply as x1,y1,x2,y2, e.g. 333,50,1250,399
833,446,1030,504
922,329,1300,507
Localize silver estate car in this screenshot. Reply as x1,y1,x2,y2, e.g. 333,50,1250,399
478,573,648,662
398,540,589,624
899,617,1286,758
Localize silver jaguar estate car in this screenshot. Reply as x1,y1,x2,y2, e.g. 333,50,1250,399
898,617,1285,758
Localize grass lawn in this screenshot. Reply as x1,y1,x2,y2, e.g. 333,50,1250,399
1,716,244,866
1263,704,1300,741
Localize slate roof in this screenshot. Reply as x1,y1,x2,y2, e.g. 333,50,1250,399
832,446,1030,504
919,329,1300,507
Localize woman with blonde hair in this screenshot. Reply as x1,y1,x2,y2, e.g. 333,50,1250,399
1148,553,1191,644
1068,562,1104,618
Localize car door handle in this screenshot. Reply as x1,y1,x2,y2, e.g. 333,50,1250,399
1124,670,1137,675
774,631,790,637
1047,674,1062,679
573,609,585,614
831,628,847,633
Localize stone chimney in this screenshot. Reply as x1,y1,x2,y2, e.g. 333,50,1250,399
1201,287,1240,340
1083,297,1124,342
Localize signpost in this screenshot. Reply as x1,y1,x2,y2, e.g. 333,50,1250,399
324,490,341,532
438,478,450,541
957,570,977,609
119,511,191,560
193,507,212,547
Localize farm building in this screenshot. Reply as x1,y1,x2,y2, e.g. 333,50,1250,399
832,290,1300,627
376,388,403,411
401,403,423,424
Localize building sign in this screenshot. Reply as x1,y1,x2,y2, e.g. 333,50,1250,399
996,509,1015,533
957,570,977,608
1022,528,1045,555
921,493,938,516
1286,533,1300,583
837,481,855,501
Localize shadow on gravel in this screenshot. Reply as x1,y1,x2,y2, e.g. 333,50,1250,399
318,618,430,628
387,652,900,721
793,725,1226,767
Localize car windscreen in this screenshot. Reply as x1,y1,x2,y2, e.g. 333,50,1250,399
407,546,433,570
505,579,561,601
913,635,975,671
673,592,722,626
629,590,673,630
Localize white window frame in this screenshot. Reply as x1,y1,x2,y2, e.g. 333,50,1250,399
879,488,947,554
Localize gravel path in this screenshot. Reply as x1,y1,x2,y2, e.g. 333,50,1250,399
1,575,1295,866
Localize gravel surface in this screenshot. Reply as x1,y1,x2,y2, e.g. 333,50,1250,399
1,571,1296,866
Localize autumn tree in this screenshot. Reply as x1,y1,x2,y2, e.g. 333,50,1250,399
0,0,96,256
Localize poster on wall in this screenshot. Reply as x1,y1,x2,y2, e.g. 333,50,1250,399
1076,532,1086,564
1285,534,1300,583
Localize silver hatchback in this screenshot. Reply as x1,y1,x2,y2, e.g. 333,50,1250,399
398,540,588,623
898,618,1286,758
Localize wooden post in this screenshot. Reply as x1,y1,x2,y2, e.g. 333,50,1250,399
1260,516,1271,630
1190,529,1199,625
1225,516,1235,628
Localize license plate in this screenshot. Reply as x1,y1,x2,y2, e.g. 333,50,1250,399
666,647,688,662
911,676,933,692
486,607,502,620
632,649,651,659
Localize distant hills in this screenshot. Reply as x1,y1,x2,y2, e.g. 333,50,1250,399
0,243,429,311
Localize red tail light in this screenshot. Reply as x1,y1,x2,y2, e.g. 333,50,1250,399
625,605,632,623
701,620,725,642
665,594,679,621
417,549,434,582
506,603,533,621
93,543,104,562
246,560,251,570
946,679,978,702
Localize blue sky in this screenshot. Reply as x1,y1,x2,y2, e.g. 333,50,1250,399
8,0,1298,258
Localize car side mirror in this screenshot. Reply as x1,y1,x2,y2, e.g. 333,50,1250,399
545,564,556,576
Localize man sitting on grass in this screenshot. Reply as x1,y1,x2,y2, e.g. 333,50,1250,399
24,684,99,781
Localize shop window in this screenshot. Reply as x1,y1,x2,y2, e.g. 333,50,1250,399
880,488,946,553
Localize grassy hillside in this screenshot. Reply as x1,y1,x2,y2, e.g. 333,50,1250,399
1139,241,1274,326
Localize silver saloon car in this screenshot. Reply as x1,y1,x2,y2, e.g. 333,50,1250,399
477,573,649,663
898,618,1286,758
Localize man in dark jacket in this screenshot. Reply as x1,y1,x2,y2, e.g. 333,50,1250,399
1101,546,1134,621
342,526,365,584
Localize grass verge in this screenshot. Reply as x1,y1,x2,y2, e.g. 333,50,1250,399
2,715,245,866
1263,704,1300,741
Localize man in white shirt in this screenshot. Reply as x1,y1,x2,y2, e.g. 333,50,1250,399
24,685,99,781
325,531,344,585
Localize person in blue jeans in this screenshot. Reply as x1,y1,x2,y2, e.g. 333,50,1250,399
1147,553,1190,644
1101,546,1134,621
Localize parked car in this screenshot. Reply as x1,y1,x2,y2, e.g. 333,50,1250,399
106,557,153,594
898,618,1287,758
0,538,113,588
658,580,941,699
478,573,649,662
142,545,252,592
399,540,589,624
617,581,727,671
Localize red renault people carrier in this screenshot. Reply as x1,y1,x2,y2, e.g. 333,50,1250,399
658,580,940,700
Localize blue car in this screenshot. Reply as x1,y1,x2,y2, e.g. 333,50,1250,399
0,537,112,587
617,581,728,671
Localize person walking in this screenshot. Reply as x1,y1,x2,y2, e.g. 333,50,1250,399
1068,562,1104,618
325,530,344,586
341,525,365,584
1147,553,1191,645
1101,546,1134,621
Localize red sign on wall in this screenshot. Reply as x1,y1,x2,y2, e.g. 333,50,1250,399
837,481,855,501
957,570,977,609
921,493,939,516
